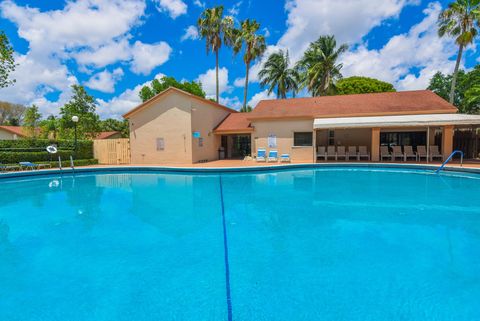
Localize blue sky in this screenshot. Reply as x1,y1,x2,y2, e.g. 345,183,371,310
0,0,478,119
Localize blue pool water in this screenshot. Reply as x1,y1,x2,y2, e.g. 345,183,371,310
0,167,479,321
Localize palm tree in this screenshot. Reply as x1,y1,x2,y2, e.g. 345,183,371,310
197,6,234,102
438,0,480,104
296,35,348,96
258,50,300,98
232,19,266,110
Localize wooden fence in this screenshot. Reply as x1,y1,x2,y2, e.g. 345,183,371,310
93,138,131,165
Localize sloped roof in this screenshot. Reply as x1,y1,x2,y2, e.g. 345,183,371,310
123,86,237,118
214,113,253,133
0,126,27,137
95,131,121,139
248,90,458,120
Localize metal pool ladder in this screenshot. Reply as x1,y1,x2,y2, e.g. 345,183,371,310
435,150,464,174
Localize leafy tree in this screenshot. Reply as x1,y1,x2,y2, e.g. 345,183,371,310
438,0,480,103
0,31,16,88
39,115,58,139
334,77,396,95
462,65,480,113
297,35,348,96
139,76,206,102
59,85,100,140
197,6,235,102
232,19,266,110
240,105,252,112
259,50,299,99
427,70,468,107
0,101,25,124
100,118,129,137
23,105,41,137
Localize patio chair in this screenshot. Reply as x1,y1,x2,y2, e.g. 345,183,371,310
317,146,326,161
417,145,428,162
256,148,267,162
429,145,443,162
19,162,51,170
336,146,347,161
267,150,278,162
326,146,336,161
358,146,370,161
392,146,404,161
0,163,20,172
380,145,392,161
347,146,357,161
280,153,291,162
403,145,417,161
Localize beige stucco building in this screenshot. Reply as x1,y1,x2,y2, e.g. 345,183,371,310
0,126,27,140
124,88,480,164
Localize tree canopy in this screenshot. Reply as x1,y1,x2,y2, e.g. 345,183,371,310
0,101,25,125
0,31,16,88
334,76,396,95
139,76,206,102
23,105,41,137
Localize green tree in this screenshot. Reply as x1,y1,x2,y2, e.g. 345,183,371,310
232,19,266,110
139,76,206,102
59,85,100,140
39,115,58,139
297,35,348,96
438,0,480,103
462,65,480,113
100,118,129,137
0,101,25,124
0,31,16,88
240,105,252,112
427,70,468,107
197,6,235,102
23,105,41,137
258,50,299,99
334,76,396,95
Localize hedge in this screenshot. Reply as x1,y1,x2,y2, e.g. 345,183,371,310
0,139,93,162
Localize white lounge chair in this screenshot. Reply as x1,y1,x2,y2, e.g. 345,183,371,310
404,145,417,161
337,146,347,161
358,146,370,161
380,146,392,161
417,145,428,162
326,146,336,161
429,145,443,162
347,146,357,161
392,146,404,161
256,148,267,162
317,146,326,161
267,150,278,162
280,153,290,162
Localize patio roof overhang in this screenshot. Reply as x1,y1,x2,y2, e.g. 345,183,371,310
313,113,480,129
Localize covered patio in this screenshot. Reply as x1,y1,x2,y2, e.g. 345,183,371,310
313,113,480,162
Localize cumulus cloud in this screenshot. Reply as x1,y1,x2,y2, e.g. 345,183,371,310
193,0,205,8
196,67,232,98
248,89,276,108
181,25,199,41
85,68,124,93
130,41,172,75
219,96,242,110
153,0,187,19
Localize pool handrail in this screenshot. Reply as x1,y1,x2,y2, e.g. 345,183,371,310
435,150,464,174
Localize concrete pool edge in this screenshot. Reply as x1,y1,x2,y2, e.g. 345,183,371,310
1,162,480,179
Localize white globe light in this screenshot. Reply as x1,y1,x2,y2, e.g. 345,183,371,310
71,115,79,123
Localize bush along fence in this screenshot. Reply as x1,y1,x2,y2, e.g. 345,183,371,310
0,139,96,166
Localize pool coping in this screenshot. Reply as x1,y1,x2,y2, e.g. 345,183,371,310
1,162,480,179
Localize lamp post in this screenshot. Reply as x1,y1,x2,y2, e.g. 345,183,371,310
72,115,79,151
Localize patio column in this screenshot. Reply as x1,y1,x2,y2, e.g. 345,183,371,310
442,125,454,159
371,127,380,161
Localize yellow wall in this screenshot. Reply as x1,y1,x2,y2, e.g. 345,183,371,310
128,92,230,164
252,119,314,161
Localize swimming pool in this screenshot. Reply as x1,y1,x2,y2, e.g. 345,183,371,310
0,166,479,320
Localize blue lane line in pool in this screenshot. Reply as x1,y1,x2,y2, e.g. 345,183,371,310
218,175,233,321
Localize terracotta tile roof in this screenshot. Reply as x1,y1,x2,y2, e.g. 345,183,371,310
0,126,27,137
95,131,121,139
214,113,253,133
248,90,458,120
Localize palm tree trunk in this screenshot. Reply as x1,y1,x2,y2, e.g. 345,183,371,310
449,44,464,104
215,49,219,103
243,61,250,110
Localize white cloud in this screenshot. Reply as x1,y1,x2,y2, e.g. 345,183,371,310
96,73,165,119
85,68,124,93
219,96,242,110
196,67,232,97
130,41,172,75
73,38,132,68
181,25,199,41
228,1,242,16
248,89,276,108
341,2,459,90
153,0,187,19
193,0,205,8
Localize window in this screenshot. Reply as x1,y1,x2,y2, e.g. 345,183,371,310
198,137,203,147
328,130,335,146
156,138,164,151
293,132,313,146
